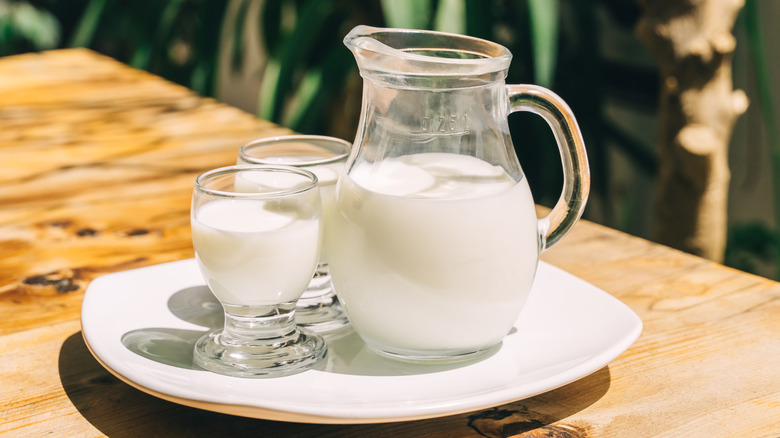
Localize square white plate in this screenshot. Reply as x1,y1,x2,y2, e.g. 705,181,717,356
81,259,641,423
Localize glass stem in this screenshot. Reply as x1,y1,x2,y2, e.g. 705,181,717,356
222,302,297,341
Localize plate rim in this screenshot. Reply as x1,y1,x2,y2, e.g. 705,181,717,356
80,258,643,424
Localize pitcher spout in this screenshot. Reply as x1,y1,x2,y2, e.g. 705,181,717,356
343,25,512,87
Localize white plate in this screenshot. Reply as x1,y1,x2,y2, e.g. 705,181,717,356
81,259,642,424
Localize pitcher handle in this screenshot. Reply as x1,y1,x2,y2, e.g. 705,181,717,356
507,84,590,251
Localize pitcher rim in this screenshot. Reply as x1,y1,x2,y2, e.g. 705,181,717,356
343,25,512,74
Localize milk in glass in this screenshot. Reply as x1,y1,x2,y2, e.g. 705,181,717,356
192,199,320,306
237,157,341,262
328,152,539,354
295,159,340,262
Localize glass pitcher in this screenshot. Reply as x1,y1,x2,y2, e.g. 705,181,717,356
328,25,590,362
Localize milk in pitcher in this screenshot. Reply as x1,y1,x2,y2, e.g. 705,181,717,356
328,152,539,357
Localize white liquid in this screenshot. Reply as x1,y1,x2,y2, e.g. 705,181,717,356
328,153,540,354
305,160,340,263
237,158,342,263
192,199,320,306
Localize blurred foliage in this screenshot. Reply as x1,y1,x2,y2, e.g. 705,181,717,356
247,0,381,131
0,0,59,55
0,0,228,96
0,0,662,222
725,222,777,278
740,0,780,278
67,0,228,97
2,0,777,277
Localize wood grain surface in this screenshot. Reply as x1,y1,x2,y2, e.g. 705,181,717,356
1,49,778,437
0,49,291,337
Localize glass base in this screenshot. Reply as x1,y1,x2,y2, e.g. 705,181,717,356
296,264,350,333
193,303,327,378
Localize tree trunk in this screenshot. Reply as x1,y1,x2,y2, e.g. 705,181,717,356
636,0,748,262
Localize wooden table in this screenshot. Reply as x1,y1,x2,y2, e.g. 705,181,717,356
1,49,778,437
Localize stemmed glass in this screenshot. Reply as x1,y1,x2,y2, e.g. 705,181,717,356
238,135,350,332
191,165,327,377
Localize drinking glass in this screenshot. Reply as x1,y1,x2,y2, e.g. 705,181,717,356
238,135,350,332
191,165,327,377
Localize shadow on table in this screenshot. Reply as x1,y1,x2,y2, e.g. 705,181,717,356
60,328,611,437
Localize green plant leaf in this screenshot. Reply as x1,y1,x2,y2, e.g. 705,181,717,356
258,58,281,119
433,0,465,34
281,66,322,129
380,0,432,29
281,44,353,132
229,0,251,72
257,0,335,122
69,0,110,47
527,0,558,88
143,0,186,69
190,60,210,96
4,1,60,50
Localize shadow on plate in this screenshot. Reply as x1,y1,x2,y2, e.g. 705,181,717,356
167,285,224,328
123,285,497,376
59,331,611,437
318,328,500,376
121,327,204,369
118,285,219,370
